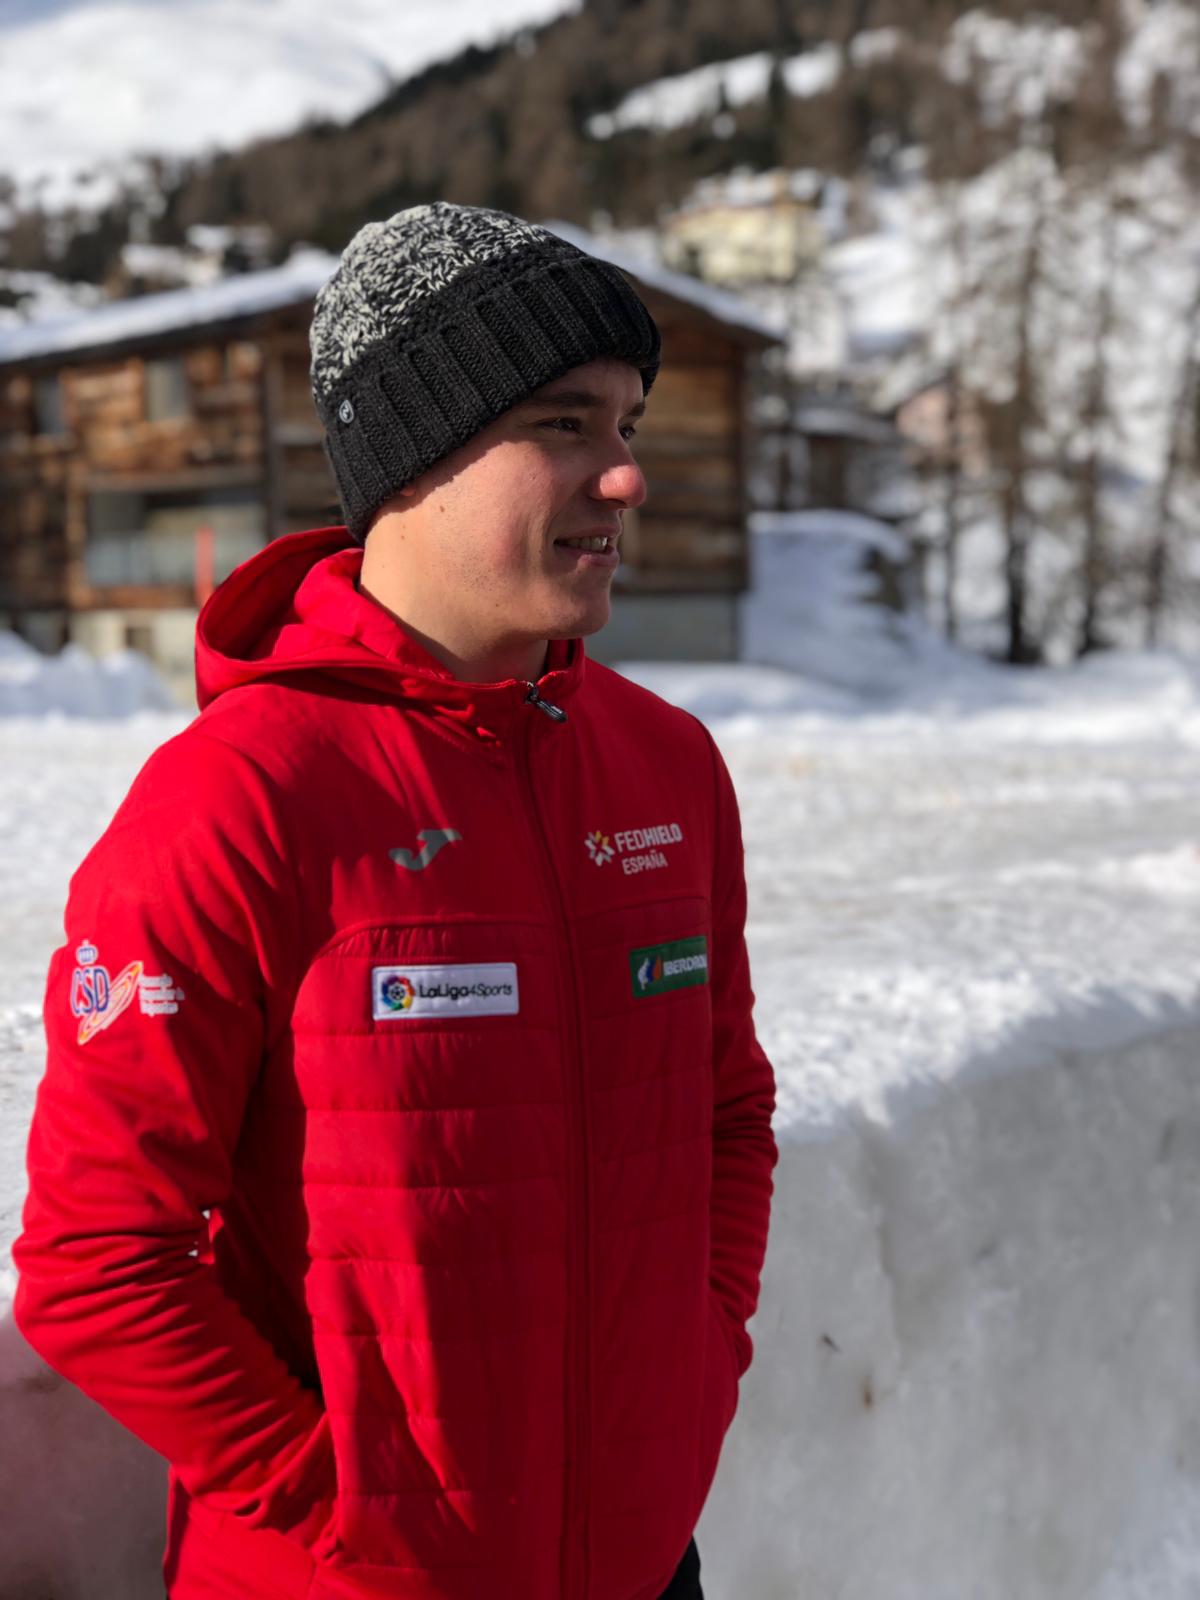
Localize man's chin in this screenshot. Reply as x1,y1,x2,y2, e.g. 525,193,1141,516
544,598,612,640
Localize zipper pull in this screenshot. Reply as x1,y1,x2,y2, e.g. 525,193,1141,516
524,682,568,723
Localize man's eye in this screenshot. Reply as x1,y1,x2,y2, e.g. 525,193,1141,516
539,417,638,442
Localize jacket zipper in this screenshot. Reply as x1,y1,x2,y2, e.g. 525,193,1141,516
525,681,569,722
516,686,590,1600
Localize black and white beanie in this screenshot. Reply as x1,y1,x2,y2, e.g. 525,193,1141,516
309,202,662,544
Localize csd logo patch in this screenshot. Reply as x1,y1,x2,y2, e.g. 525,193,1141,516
69,939,184,1044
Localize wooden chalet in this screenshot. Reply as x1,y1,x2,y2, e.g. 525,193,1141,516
0,228,782,703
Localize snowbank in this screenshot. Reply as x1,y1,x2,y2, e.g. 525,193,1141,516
0,631,176,717
739,508,983,698
703,1017,1200,1600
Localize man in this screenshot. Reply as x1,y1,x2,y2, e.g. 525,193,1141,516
14,203,778,1600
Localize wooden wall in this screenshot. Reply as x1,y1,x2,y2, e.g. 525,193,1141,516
265,324,342,533
617,308,750,594
0,294,765,622
0,337,272,615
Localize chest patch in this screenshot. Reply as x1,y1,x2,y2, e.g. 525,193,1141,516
629,936,709,999
372,962,520,1020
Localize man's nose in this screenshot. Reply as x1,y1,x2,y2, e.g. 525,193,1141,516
591,451,647,510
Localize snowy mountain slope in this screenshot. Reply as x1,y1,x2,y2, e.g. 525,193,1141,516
584,41,850,139
587,3,1198,144
0,0,576,210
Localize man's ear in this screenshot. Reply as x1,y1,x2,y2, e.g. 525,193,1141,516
374,484,419,521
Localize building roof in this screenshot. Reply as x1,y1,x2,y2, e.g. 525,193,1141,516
0,248,338,370
543,221,784,345
0,222,783,372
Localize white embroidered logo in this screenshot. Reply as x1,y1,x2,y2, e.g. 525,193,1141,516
585,823,684,876
139,973,185,1016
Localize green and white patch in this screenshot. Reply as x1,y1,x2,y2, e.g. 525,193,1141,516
629,935,709,998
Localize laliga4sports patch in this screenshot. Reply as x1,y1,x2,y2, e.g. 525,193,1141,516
372,962,519,1020
629,935,709,999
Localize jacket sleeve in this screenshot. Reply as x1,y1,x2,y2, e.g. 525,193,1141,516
12,728,338,1559
703,726,779,1380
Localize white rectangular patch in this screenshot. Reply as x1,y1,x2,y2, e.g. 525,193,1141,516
372,962,519,1021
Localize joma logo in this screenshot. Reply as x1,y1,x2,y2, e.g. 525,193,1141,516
389,829,462,871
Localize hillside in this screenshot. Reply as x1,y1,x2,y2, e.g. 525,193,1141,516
3,0,1174,286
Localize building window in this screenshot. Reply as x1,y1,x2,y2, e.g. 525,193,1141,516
34,375,65,436
123,622,156,656
86,485,265,587
144,357,189,422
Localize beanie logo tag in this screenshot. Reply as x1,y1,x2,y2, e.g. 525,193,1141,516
338,398,355,425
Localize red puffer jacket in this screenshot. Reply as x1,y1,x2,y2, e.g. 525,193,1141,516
13,526,778,1600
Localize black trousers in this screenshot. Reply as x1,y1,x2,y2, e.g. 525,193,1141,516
656,1536,703,1599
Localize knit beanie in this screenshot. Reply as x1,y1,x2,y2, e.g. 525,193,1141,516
309,202,662,544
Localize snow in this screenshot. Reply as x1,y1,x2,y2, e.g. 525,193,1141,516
0,0,579,210
1117,0,1200,133
0,247,338,366
848,26,902,67
672,167,828,212
0,268,105,331
0,631,175,719
738,510,939,696
118,242,226,290
2,528,1200,1591
943,9,1086,125
706,1021,1200,1599
585,46,841,141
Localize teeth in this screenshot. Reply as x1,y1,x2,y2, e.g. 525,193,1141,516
559,536,611,551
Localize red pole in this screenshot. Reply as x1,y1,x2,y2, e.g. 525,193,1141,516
194,524,215,606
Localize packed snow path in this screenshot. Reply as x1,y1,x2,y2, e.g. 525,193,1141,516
1,652,1199,1596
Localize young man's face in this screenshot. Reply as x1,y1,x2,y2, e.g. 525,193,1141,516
378,356,648,655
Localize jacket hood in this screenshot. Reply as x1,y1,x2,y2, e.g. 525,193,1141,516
195,525,584,743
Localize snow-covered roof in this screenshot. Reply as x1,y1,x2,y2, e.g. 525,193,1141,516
543,220,785,344
0,249,339,369
0,222,783,370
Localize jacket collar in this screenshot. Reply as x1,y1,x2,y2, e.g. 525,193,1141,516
196,526,585,752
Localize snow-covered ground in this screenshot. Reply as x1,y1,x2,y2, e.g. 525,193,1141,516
0,628,177,719
2,566,1200,1592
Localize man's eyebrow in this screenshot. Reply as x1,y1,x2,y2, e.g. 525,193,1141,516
519,387,647,419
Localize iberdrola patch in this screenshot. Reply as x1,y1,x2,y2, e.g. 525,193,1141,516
630,935,709,999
